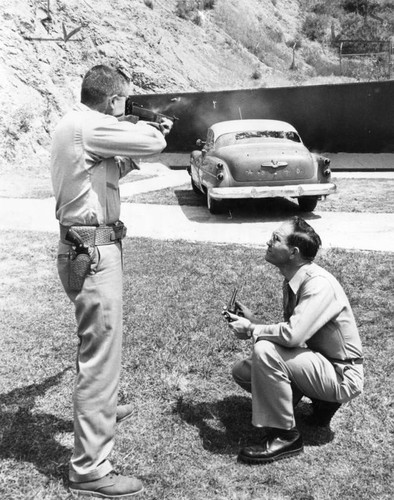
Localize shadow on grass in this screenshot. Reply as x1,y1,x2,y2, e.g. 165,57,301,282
175,395,334,455
173,188,206,207
0,368,73,482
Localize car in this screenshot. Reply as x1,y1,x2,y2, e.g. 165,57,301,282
187,119,336,214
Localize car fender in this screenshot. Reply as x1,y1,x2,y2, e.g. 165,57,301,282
309,153,320,181
199,154,231,191
190,150,204,190
314,153,332,182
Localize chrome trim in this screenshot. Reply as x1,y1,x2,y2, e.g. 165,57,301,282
260,160,288,168
210,183,337,200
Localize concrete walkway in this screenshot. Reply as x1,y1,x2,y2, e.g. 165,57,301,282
120,203,394,251
120,163,189,196
1,162,393,252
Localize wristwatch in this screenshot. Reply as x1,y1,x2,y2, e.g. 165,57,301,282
246,322,254,338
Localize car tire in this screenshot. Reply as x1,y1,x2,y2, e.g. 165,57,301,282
206,190,222,214
191,178,202,195
298,196,318,212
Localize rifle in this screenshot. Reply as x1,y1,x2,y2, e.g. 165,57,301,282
125,98,178,124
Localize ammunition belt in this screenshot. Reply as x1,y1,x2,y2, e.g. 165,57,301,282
60,221,127,246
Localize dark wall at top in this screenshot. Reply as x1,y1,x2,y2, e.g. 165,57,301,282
128,80,394,153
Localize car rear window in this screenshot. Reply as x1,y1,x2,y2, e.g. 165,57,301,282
216,130,301,148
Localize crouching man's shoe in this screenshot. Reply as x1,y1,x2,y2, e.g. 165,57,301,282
238,428,303,464
310,400,342,427
69,471,143,498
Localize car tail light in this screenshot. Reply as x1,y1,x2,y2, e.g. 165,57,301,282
323,168,331,177
216,162,224,180
324,158,330,165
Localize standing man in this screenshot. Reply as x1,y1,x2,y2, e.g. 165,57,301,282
225,216,363,464
51,65,171,497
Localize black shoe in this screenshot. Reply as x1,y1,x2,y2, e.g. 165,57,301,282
310,400,342,427
238,429,303,464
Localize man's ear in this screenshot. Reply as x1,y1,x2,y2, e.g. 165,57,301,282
104,95,117,114
290,246,300,260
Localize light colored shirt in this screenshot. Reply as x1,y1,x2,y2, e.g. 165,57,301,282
253,262,363,360
51,103,166,226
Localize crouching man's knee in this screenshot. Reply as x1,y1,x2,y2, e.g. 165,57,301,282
232,359,252,393
252,339,279,363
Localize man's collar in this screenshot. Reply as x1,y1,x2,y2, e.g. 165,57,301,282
287,262,313,294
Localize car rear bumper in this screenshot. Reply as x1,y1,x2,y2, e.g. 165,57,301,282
209,183,337,200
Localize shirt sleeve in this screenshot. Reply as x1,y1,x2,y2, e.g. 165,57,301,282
253,275,343,347
83,116,167,160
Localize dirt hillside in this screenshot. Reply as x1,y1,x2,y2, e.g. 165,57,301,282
0,0,351,182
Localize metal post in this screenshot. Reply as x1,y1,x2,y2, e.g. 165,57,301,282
339,42,343,76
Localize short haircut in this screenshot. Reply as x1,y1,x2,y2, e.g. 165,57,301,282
287,216,321,261
81,65,130,106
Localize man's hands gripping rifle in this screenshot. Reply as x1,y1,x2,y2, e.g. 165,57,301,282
124,99,178,136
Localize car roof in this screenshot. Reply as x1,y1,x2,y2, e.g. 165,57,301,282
210,119,298,137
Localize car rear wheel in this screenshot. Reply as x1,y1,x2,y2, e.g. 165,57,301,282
298,196,318,212
206,190,223,214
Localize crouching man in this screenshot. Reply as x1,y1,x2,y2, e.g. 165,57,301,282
225,216,363,464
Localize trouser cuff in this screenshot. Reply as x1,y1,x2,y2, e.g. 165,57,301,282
69,459,113,483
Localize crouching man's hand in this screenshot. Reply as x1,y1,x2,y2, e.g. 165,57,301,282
226,313,255,340
234,301,256,321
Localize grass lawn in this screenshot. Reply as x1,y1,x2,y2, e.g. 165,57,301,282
130,177,394,214
0,231,393,500
0,169,156,199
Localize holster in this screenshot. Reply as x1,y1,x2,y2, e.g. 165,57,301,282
62,221,127,292
69,251,92,292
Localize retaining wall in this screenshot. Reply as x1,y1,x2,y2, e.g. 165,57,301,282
128,80,394,153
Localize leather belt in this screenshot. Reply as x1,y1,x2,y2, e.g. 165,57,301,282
327,357,363,365
60,221,127,246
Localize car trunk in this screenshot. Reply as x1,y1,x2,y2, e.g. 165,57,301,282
217,142,315,183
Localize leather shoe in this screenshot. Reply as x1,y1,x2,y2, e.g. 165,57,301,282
238,429,303,464
310,399,342,427
69,471,143,498
116,403,134,424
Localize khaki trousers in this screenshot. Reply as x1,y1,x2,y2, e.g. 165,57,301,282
232,340,363,429
57,241,123,482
